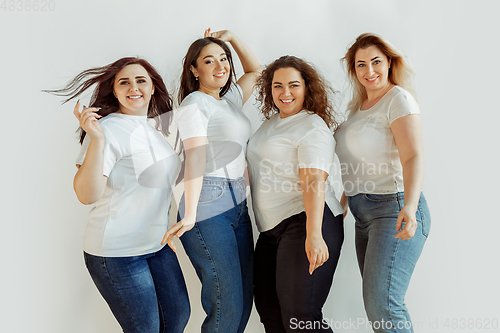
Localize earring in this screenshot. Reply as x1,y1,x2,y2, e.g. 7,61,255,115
195,77,198,81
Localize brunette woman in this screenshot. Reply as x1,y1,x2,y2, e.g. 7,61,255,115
47,57,189,333
162,29,261,333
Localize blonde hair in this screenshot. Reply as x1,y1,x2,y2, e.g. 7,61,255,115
342,33,417,114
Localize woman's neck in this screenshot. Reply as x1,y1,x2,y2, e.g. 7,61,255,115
362,83,394,110
198,84,221,100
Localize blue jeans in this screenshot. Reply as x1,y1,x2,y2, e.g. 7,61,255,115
348,192,431,333
178,176,254,333
84,245,190,333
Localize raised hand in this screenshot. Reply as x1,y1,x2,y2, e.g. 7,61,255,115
73,101,103,141
204,28,233,43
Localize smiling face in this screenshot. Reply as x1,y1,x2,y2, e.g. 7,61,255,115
354,45,392,95
113,64,154,116
190,43,230,98
271,67,306,118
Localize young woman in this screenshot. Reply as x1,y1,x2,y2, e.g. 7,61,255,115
48,57,190,333
162,29,261,333
247,55,344,333
335,33,431,333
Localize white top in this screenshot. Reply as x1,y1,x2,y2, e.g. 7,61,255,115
76,113,181,257
334,86,420,196
247,110,344,232
174,84,251,179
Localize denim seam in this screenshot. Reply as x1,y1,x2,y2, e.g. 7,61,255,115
102,257,140,333
386,239,400,332
157,298,165,333
194,224,221,332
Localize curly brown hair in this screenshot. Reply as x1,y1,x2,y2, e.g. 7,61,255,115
255,55,338,129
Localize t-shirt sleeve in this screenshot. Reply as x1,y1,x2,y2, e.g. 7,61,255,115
222,83,243,109
388,89,420,124
74,128,121,177
174,96,209,140
297,126,335,174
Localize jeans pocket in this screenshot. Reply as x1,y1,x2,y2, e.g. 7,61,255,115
198,183,224,205
417,194,431,237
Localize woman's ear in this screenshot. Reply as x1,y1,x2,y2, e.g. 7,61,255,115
190,65,198,79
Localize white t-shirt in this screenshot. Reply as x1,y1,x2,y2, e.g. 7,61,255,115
76,113,181,257
174,84,251,180
247,110,343,232
334,86,420,196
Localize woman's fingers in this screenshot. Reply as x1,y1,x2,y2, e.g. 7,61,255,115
395,209,417,240
78,105,102,133
308,250,328,275
73,100,82,119
161,219,195,252
395,222,417,240
162,222,183,251
176,222,195,238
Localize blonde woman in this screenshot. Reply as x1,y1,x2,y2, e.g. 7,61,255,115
335,33,431,333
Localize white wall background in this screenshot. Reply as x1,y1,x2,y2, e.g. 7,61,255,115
1,0,499,332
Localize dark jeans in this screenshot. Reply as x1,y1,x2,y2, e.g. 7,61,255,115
84,244,190,333
254,205,344,333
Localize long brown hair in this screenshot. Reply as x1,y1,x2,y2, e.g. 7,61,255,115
45,57,173,143
256,55,338,129
342,33,416,114
178,37,236,103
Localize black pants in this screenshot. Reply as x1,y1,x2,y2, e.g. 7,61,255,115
254,205,344,333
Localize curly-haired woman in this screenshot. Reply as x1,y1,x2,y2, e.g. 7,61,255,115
247,55,344,333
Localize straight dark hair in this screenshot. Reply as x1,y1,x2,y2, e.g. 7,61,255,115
178,37,236,103
45,57,173,143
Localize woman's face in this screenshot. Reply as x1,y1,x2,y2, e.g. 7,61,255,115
354,45,391,94
191,43,230,94
271,67,306,118
113,64,154,116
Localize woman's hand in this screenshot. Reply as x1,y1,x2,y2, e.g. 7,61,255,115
305,232,329,275
161,215,196,252
395,204,418,240
74,101,103,141
204,28,233,42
